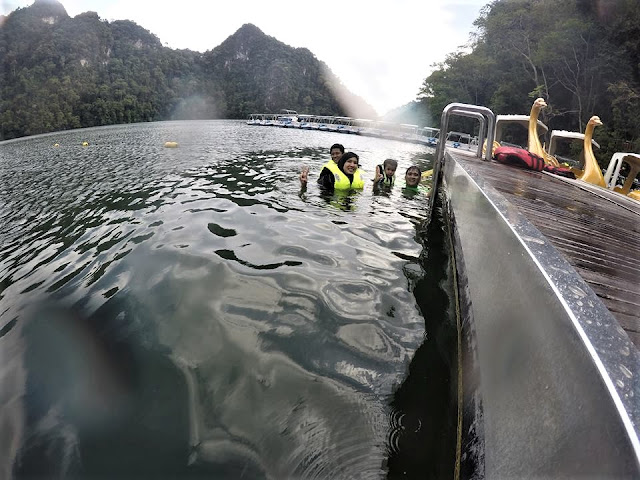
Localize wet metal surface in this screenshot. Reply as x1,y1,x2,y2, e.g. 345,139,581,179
442,152,640,476
457,155,640,349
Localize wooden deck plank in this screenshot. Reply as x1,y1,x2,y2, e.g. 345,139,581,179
625,330,640,348
455,156,640,349
578,269,640,303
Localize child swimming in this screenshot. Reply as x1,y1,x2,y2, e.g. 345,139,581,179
373,159,398,187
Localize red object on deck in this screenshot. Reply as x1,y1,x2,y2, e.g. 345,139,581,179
493,146,576,178
493,146,545,171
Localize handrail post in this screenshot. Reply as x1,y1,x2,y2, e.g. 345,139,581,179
428,103,496,219
449,110,485,157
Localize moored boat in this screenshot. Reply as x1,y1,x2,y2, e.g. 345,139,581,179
246,111,443,146
604,152,640,200
494,113,548,149
246,113,264,125
396,123,421,143
297,114,314,129
418,126,439,147
444,130,475,150
333,116,359,134
315,115,334,132
276,109,299,128
547,129,600,168
262,114,279,126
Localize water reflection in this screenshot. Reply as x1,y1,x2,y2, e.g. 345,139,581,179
386,202,459,479
0,121,454,479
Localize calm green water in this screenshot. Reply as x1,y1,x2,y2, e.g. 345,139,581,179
0,121,457,479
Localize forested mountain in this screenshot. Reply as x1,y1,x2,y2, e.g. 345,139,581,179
4,0,640,161
201,24,364,119
0,0,375,140
416,0,640,164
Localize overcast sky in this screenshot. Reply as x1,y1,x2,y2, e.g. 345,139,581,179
1,0,488,115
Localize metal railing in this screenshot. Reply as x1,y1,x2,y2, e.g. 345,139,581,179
428,103,496,216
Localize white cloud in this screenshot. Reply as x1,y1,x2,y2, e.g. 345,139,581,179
2,0,487,115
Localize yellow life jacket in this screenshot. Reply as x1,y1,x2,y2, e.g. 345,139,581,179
325,161,364,190
321,160,336,171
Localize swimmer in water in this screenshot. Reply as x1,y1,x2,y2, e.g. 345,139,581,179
299,144,344,184
301,152,364,193
402,165,430,195
327,143,345,165
373,159,398,187
405,166,421,189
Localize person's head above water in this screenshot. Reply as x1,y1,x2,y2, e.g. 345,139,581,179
330,144,345,163
382,159,398,178
405,166,421,187
338,152,359,175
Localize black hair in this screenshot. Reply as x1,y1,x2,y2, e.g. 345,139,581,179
406,165,421,175
330,143,345,154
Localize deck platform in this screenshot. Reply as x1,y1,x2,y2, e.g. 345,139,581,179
452,153,640,349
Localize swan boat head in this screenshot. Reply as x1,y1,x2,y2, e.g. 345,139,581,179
577,116,605,187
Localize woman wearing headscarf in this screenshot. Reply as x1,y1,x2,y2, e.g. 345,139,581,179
301,152,364,193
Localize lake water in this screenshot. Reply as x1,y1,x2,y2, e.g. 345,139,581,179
0,121,458,479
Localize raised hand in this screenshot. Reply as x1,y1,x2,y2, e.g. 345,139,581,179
373,164,382,183
300,165,310,183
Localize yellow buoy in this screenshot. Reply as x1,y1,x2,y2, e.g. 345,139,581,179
82,141,89,147
53,143,60,147
164,141,179,148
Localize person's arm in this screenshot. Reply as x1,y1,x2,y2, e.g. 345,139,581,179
299,166,310,197
317,167,334,191
299,166,309,185
373,164,382,183
372,178,382,194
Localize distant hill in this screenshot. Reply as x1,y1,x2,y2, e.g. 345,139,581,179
382,101,435,128
0,0,376,140
201,23,376,119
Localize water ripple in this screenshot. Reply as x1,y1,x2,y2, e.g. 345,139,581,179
321,280,380,320
0,121,437,478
